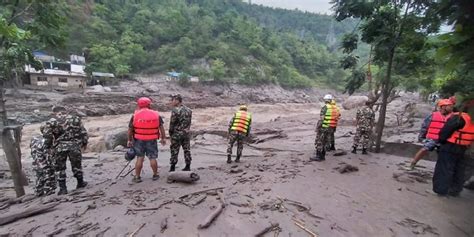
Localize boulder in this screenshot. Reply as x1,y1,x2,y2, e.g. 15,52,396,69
113,145,125,152
104,128,128,150
103,87,112,92
342,96,368,110
89,85,105,93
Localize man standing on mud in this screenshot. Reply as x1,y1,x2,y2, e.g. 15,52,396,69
46,114,88,195
30,125,57,196
312,94,336,161
169,94,193,171
432,98,474,197
227,105,252,163
352,101,375,154
408,99,453,170
127,97,166,183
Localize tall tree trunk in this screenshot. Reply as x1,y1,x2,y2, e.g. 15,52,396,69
0,82,8,126
374,47,395,152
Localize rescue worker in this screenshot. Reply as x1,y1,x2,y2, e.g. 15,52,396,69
30,125,57,196
408,99,454,170
127,97,166,183
327,99,341,151
169,94,193,171
312,94,336,161
432,98,474,196
52,114,88,195
352,101,375,154
227,105,252,163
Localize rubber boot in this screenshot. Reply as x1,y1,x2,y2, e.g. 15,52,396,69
329,144,336,151
235,155,241,163
362,148,368,155
76,177,88,189
169,164,176,172
182,163,191,171
351,146,357,154
227,155,232,164
58,181,68,195
319,150,326,161
310,151,320,161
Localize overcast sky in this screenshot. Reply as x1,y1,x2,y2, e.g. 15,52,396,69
251,0,333,15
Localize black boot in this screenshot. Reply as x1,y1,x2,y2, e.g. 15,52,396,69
169,164,176,172
76,177,88,189
58,181,68,195
329,144,336,151
235,155,241,163
227,155,232,164
351,146,357,154
182,164,191,171
362,148,368,155
320,150,326,161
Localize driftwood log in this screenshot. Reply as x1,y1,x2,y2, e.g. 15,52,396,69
0,202,58,226
197,205,224,229
167,171,200,183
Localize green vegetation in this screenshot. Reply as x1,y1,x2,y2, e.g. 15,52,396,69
57,0,359,88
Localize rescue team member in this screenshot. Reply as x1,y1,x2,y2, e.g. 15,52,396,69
227,105,252,163
409,99,454,169
127,97,166,183
432,98,474,196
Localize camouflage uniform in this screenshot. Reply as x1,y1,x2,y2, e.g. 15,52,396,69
30,125,56,196
169,105,193,166
314,104,331,157
52,115,88,184
353,106,375,149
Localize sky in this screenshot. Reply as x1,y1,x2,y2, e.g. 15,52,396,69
250,0,333,15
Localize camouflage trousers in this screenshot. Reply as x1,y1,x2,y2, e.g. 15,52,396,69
315,127,331,152
33,166,56,196
353,127,371,149
54,148,83,182
325,127,336,150
227,131,246,158
170,135,192,165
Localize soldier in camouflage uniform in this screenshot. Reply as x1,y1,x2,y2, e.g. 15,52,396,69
169,94,193,171
45,115,88,195
227,105,252,163
312,94,336,161
352,101,375,154
30,125,57,196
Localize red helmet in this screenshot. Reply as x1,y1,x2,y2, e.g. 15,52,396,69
438,99,453,107
137,97,151,108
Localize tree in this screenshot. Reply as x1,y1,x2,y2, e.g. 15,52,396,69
333,0,440,152
211,58,226,82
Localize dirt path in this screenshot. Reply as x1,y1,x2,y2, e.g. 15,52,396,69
1,102,473,236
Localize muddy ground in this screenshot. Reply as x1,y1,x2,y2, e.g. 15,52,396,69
0,81,473,236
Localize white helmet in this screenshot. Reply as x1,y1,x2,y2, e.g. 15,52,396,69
323,94,333,101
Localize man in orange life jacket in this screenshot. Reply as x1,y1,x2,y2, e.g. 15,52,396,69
408,99,454,170
127,97,166,183
432,98,474,196
227,105,252,163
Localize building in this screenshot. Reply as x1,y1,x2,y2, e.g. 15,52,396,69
23,53,87,89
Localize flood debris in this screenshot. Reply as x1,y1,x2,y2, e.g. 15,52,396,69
334,163,359,174
167,171,200,183
255,222,280,237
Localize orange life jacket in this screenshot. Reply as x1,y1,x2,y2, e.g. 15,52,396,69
426,111,451,140
447,112,474,146
230,111,252,134
322,104,339,128
133,108,160,141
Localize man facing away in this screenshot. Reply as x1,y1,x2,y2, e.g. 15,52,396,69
312,94,336,161
127,97,166,183
30,125,57,196
169,94,193,172
408,99,454,169
227,105,252,163
352,101,375,154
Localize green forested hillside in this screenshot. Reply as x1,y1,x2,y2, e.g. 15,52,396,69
57,0,359,88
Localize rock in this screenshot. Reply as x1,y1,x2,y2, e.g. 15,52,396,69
334,164,359,174
342,96,368,110
89,85,105,93
230,168,243,174
33,109,40,114
104,129,128,150
333,150,347,156
113,145,125,152
52,105,67,113
103,87,112,92
464,176,474,190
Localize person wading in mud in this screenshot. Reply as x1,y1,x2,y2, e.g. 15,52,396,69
408,99,454,170
127,97,166,183
227,104,252,163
